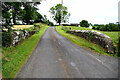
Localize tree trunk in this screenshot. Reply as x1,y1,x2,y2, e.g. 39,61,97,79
59,22,61,25
13,15,16,25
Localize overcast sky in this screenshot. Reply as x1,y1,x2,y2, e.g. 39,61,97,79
38,0,119,25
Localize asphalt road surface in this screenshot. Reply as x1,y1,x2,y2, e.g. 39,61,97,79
16,27,118,78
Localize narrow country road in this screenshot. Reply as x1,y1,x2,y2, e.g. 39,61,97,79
16,27,118,78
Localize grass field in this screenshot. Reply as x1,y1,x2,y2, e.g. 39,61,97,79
56,26,118,57
12,25,34,30
2,25,49,78
101,31,118,46
3,25,34,31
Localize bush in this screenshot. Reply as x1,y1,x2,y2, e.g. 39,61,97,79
92,26,100,30
80,20,90,27
2,32,12,47
34,24,40,30
93,23,120,31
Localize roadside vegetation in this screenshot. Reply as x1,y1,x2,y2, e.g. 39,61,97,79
2,24,49,78
92,23,120,31
56,26,119,57
1,2,52,78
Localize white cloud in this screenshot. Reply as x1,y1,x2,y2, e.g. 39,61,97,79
38,0,119,24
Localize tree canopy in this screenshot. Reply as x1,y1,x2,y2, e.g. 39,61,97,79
49,4,70,25
80,20,90,27
2,2,45,30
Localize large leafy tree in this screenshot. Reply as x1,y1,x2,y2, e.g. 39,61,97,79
22,2,40,24
2,2,13,31
2,2,41,26
11,2,22,25
41,15,54,26
34,12,44,23
49,4,70,25
80,20,90,27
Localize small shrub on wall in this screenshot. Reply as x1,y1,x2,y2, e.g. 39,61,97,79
34,24,40,30
2,30,36,47
2,32,12,47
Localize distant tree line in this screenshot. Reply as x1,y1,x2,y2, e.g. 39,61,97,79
79,20,120,31
93,23,120,31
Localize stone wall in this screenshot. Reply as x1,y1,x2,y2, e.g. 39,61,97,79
67,30,114,53
11,30,35,46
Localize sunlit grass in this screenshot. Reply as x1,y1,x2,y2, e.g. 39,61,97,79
12,25,34,30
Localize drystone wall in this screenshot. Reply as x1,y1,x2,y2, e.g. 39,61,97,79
11,30,35,46
67,30,114,53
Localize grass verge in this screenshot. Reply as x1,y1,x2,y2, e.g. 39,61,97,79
2,26,49,78
56,26,118,57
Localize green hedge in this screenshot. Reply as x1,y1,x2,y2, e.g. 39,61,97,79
93,23,120,31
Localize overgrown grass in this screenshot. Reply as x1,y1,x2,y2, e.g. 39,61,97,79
2,25,49,78
56,26,118,57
